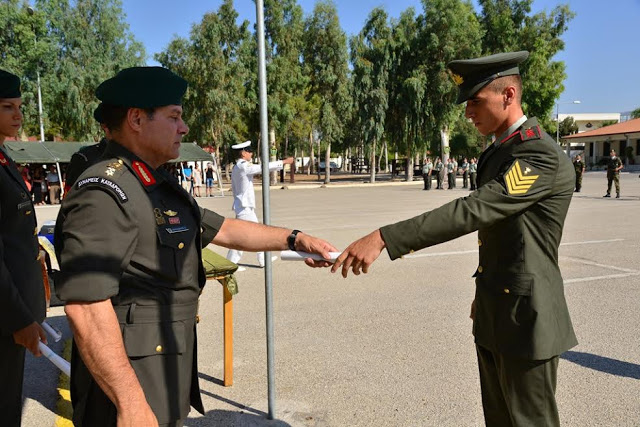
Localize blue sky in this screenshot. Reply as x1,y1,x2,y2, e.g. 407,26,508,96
121,0,640,115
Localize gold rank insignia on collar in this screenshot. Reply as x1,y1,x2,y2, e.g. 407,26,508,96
163,210,178,217
505,160,539,195
451,73,464,86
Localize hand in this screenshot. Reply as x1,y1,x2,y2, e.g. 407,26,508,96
295,233,338,268
282,157,294,165
117,401,158,427
13,322,47,356
331,230,386,278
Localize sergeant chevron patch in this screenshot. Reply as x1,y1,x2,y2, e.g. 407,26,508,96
505,160,539,195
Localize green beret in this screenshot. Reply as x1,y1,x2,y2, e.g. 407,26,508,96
447,51,529,104
95,66,187,109
93,103,104,123
0,69,21,99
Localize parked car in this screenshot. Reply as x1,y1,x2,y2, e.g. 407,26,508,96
318,161,339,172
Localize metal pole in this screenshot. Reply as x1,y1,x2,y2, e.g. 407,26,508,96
36,70,45,142
255,0,276,419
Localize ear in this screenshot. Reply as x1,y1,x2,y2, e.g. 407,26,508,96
503,86,517,105
126,108,144,132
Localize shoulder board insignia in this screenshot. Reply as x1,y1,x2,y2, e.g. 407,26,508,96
132,161,156,186
76,176,128,202
105,159,124,177
504,160,539,196
0,151,8,165
520,125,541,141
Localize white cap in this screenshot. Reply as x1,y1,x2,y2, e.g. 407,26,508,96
231,140,251,150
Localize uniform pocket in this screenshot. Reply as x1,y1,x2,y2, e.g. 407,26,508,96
123,321,186,357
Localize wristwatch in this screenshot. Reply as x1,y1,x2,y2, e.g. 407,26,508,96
287,229,301,251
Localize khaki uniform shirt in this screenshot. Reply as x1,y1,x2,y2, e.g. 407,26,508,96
380,117,578,360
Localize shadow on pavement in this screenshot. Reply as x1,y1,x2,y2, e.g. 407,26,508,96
184,409,292,426
561,351,640,379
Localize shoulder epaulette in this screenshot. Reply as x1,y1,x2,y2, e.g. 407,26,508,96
520,125,542,142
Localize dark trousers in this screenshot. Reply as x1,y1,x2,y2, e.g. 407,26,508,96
436,173,443,189
470,172,477,190
575,173,582,192
476,345,560,427
423,174,432,190
0,335,26,427
463,171,469,188
447,172,455,189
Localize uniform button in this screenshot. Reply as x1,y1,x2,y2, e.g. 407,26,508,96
477,266,483,273
477,239,482,246
118,159,124,164
155,345,163,353
504,288,510,294
178,242,185,249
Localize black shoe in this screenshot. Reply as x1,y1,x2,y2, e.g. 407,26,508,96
603,194,611,198
616,194,620,198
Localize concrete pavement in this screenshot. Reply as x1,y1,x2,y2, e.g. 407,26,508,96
22,171,640,426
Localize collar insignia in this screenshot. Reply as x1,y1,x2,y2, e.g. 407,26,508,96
132,161,156,186
0,152,8,165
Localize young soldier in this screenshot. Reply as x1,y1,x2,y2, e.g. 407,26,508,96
333,51,577,426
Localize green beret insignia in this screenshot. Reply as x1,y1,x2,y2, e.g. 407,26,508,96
451,73,464,86
505,160,538,195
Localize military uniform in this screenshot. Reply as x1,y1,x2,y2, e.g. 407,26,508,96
378,52,577,426
469,161,478,190
605,155,623,198
461,160,469,188
0,70,46,427
572,158,585,192
434,160,443,189
446,160,455,189
227,143,284,267
64,138,108,191
422,161,433,190
55,141,225,426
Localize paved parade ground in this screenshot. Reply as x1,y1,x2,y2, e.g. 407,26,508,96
24,171,640,426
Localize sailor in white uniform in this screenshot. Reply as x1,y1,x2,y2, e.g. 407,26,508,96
227,140,294,267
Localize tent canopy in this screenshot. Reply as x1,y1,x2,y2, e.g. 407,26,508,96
4,141,213,164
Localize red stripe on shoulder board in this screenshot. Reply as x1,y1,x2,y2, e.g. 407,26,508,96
0,152,8,165
500,130,520,144
132,161,156,186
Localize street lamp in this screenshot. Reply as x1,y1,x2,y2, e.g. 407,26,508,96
27,6,46,142
556,100,581,156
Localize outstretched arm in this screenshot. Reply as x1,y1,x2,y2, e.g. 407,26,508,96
331,229,386,278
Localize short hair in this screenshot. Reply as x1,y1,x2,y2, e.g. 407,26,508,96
487,75,522,104
101,103,155,132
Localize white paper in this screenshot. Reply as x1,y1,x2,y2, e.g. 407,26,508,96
38,342,71,377
280,250,341,262
42,321,62,342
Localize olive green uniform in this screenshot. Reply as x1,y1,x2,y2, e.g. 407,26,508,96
55,141,225,426
434,161,443,189
469,162,477,190
0,146,46,426
379,118,577,426
573,159,584,192
605,156,622,197
422,161,433,190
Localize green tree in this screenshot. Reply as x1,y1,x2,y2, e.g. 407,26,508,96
302,0,351,184
477,0,575,128
350,7,391,182
559,116,578,137
156,0,251,154
631,108,640,119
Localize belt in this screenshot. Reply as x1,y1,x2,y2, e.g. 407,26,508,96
114,301,198,324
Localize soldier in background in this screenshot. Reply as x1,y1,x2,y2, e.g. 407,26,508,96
604,149,623,198
446,157,455,189
461,157,469,188
422,157,433,190
434,157,444,189
469,157,478,190
572,154,585,192
333,51,577,426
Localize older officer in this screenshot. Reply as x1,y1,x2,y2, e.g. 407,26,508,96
0,70,47,426
332,51,577,426
54,67,335,427
226,140,294,268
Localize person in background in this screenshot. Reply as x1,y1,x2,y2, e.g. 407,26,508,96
603,149,622,198
181,161,193,194
422,157,433,190
205,162,215,197
469,157,478,191
31,166,45,205
0,68,47,427
461,157,469,188
446,157,455,189
572,154,585,193
434,157,443,189
192,162,203,197
45,165,61,204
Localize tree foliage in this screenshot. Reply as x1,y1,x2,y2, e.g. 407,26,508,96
559,116,578,137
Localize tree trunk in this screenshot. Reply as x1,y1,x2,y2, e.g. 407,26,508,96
441,125,450,165
324,143,331,184
269,128,277,185
370,138,376,183
405,146,413,182
309,130,315,175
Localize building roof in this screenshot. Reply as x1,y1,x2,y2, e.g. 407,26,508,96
564,118,640,139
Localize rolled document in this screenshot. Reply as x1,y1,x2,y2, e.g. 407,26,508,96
280,250,341,262
38,342,71,377
42,321,62,342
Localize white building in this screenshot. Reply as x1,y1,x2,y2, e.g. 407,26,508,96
557,113,620,134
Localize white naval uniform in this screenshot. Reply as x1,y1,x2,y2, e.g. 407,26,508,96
226,158,284,266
